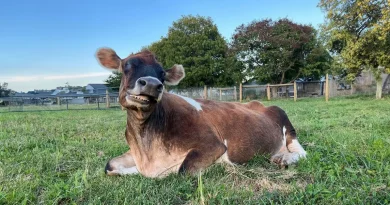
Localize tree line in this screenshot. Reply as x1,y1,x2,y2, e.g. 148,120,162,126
0,83,12,97
105,0,389,98
106,16,331,88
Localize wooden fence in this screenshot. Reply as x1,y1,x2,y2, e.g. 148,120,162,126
4,75,363,113
198,80,329,103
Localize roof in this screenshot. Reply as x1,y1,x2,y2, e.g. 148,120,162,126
56,91,82,96
15,91,54,97
87,84,108,90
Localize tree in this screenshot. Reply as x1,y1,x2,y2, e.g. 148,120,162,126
230,18,331,84
105,71,122,89
149,15,235,88
0,82,12,97
319,0,390,99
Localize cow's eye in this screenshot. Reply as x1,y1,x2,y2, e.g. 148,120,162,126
161,71,166,77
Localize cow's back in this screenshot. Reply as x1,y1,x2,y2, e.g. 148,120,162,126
196,99,284,164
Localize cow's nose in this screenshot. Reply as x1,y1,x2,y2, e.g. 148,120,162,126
137,77,163,93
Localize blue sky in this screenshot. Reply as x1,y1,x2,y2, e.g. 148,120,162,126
0,0,325,92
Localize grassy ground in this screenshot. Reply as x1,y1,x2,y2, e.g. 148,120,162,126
0,96,389,204
0,103,122,113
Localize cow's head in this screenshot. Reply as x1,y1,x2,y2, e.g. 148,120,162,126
96,48,185,110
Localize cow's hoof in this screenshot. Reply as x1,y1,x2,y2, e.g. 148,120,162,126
271,152,306,167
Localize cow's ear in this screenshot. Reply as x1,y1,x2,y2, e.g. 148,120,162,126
165,64,185,85
96,48,122,70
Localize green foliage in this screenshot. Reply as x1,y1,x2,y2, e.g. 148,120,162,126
319,0,390,81
1,97,390,204
105,71,122,89
149,15,234,88
0,82,12,97
65,85,86,92
230,18,332,84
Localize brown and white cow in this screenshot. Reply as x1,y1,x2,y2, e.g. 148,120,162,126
96,48,307,178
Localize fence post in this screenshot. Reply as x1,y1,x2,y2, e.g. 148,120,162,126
285,85,288,98
219,88,222,101
203,85,208,99
57,97,60,106
294,81,297,102
66,99,68,110
234,86,237,101
350,83,354,95
106,89,110,108
239,83,243,103
97,97,100,110
8,101,11,111
267,84,271,101
325,73,329,102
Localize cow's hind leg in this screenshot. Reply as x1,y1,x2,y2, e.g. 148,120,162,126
105,150,138,176
179,142,226,175
271,126,307,166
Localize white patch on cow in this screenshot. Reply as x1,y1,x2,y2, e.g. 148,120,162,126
287,139,307,158
216,140,234,165
274,126,288,154
282,126,287,145
271,126,307,165
172,93,202,111
108,166,139,176
118,166,139,175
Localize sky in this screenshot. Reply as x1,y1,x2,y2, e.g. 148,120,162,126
0,0,325,92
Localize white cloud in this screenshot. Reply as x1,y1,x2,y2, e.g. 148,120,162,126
1,72,111,82
42,72,110,80
1,76,40,83
0,72,112,92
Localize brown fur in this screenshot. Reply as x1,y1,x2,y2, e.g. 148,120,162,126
123,50,161,66
243,101,297,146
107,93,298,177
96,48,121,69
97,48,305,178
165,65,185,85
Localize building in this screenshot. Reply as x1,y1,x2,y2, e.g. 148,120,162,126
85,84,108,94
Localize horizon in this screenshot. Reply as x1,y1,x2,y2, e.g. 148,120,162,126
0,0,325,92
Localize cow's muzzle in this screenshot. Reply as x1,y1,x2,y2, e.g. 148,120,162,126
126,77,164,105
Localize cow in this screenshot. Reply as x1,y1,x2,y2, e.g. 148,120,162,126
95,48,307,178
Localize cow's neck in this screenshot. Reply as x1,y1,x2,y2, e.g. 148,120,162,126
125,102,167,154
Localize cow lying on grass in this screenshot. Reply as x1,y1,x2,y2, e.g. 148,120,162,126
96,48,307,178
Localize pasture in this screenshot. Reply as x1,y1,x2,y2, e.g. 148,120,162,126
0,96,389,204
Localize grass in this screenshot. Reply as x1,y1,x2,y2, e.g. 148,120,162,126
0,103,122,113
0,95,389,204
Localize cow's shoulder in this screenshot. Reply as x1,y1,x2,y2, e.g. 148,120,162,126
164,93,203,112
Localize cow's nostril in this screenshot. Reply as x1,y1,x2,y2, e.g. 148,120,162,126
157,84,163,92
138,79,147,86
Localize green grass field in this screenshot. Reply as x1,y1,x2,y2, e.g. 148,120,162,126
0,103,122,113
1,96,389,204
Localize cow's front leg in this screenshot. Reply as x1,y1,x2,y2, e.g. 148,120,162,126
179,142,226,175
105,150,138,176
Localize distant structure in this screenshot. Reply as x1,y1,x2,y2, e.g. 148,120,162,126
85,84,108,94
0,83,121,106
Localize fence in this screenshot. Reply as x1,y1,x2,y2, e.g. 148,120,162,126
1,75,389,112
0,92,121,112
169,86,238,101
170,75,388,102
171,83,305,102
